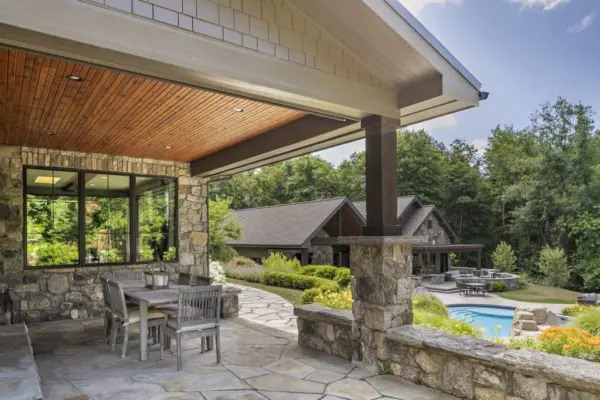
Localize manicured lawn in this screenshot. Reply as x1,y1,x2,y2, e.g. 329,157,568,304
227,278,304,304
496,283,580,304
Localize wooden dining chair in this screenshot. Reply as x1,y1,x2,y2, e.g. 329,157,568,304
161,285,222,370
107,280,166,359
112,270,144,282
99,276,113,344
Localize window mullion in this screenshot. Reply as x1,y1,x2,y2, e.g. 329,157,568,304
78,171,85,267
130,175,136,264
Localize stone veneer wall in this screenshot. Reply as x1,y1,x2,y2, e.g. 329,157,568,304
295,304,600,400
0,145,208,322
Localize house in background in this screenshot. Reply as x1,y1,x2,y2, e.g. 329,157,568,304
229,198,365,266
229,196,483,272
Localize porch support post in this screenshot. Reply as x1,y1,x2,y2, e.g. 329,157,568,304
361,116,402,236
300,249,309,266
435,252,441,274
350,238,414,371
477,248,482,269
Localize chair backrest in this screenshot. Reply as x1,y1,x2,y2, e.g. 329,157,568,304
107,280,129,321
177,273,192,285
176,285,222,330
99,276,111,308
112,270,144,282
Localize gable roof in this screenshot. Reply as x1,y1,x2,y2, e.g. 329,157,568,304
352,196,456,239
229,198,363,248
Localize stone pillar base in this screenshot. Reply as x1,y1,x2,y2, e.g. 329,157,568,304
344,236,423,371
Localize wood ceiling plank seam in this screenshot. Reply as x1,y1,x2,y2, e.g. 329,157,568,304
56,65,94,143
103,80,161,154
87,74,139,148
47,63,84,148
101,82,185,152
59,67,106,146
33,61,70,146
67,70,116,148
91,76,149,153
0,49,8,138
122,85,198,147
24,56,48,144
10,51,27,143
29,57,59,146
20,54,41,143
145,89,223,146
106,79,164,148
72,72,125,150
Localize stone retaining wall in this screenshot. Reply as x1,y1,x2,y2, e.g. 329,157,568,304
295,304,600,400
0,145,209,322
295,304,354,361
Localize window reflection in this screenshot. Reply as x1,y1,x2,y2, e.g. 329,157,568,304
136,177,177,262
26,169,79,266
85,173,130,263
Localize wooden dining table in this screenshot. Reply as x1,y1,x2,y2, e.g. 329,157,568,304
122,282,185,361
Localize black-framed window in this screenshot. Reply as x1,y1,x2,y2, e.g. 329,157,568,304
24,167,178,268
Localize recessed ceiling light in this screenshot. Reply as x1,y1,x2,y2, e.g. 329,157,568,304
68,75,83,81
100,176,107,180
47,131,54,136
34,176,61,184
233,107,244,113
165,145,173,149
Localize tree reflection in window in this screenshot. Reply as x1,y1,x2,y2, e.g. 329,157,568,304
85,173,130,263
136,177,177,262
26,169,79,266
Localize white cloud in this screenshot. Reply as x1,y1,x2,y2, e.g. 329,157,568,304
509,0,570,11
471,139,487,151
399,0,462,16
568,12,595,33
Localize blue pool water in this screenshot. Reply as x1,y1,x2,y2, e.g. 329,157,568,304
448,305,515,337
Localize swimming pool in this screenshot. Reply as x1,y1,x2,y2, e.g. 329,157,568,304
447,305,515,337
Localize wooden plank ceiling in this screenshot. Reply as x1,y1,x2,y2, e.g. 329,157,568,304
0,48,307,162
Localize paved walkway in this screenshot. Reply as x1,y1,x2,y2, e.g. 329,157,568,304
229,283,298,335
433,291,571,314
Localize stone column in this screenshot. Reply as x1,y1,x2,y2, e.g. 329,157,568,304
350,238,415,371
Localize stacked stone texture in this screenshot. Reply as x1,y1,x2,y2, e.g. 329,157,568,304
0,145,208,322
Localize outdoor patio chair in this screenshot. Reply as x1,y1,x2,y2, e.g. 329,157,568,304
99,276,113,344
107,280,167,359
456,281,469,296
112,269,144,282
160,285,222,371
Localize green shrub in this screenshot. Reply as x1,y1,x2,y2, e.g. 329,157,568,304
300,265,352,287
229,256,256,266
314,289,352,309
412,295,448,316
491,241,517,272
491,282,507,292
539,247,570,287
562,304,590,316
413,310,482,338
262,271,339,291
301,288,323,304
223,264,264,283
263,253,301,273
300,265,338,280
334,268,352,287
570,307,600,335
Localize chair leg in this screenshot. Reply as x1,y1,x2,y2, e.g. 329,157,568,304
215,327,221,364
121,325,130,359
159,327,164,360
110,319,118,352
104,313,111,344
176,333,183,371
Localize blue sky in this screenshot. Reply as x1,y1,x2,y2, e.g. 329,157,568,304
316,0,600,165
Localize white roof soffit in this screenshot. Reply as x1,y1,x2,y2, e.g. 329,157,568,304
286,0,484,127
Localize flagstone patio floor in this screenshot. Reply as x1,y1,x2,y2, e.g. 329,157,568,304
29,286,459,400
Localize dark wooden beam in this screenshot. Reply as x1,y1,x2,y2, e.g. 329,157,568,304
361,115,402,236
191,115,354,177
